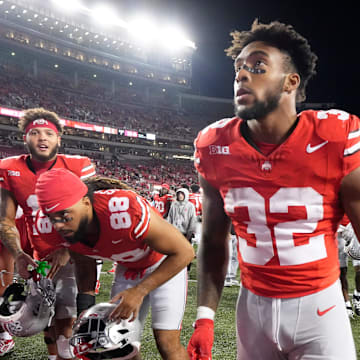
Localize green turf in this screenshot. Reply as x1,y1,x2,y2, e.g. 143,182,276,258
4,260,360,359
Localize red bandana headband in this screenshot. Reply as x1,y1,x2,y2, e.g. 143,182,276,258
24,119,59,135
36,168,88,214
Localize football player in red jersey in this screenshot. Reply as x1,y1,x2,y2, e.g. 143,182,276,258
0,108,96,360
188,20,359,360
154,184,173,219
189,184,202,246
189,184,202,218
33,169,194,360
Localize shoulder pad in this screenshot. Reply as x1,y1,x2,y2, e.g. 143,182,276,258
308,109,351,142
195,117,238,148
0,155,24,167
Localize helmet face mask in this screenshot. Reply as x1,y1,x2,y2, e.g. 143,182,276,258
70,303,141,360
0,276,56,337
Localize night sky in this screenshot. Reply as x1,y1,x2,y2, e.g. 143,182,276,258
82,0,358,114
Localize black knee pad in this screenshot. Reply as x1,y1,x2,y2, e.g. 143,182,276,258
77,293,95,316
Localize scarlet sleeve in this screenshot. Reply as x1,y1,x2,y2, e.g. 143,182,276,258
0,158,14,192
194,118,236,187
342,113,360,175
79,157,96,180
129,193,151,241
104,189,152,242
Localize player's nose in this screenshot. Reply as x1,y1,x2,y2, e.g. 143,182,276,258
235,66,249,83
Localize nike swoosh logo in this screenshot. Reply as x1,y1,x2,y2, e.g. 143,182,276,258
45,203,60,213
112,239,123,244
317,305,336,316
306,141,328,153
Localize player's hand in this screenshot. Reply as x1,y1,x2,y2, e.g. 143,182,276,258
187,319,214,360
44,247,71,279
344,235,360,260
109,287,146,322
14,251,37,279
342,223,355,244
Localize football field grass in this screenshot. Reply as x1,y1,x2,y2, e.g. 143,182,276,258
4,260,360,359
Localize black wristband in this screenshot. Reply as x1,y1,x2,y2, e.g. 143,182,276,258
76,293,95,316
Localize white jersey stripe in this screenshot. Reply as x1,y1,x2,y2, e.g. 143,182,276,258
344,141,360,156
80,170,96,180
348,129,360,140
136,208,150,239
82,164,94,172
134,197,150,239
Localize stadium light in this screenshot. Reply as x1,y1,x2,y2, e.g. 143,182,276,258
127,15,159,46
91,4,124,27
160,26,195,51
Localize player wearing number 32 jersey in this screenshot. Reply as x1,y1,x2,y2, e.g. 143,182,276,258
34,170,194,360
193,112,360,360
188,20,358,360
195,108,360,297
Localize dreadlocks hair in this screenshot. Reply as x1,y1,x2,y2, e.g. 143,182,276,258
225,19,318,102
18,107,63,135
84,176,135,203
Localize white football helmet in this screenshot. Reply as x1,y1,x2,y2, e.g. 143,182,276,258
70,302,141,360
0,274,56,337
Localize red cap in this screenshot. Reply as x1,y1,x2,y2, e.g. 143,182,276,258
161,183,170,190
35,168,88,213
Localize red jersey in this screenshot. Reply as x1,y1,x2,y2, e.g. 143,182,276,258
194,109,360,298
35,189,164,270
153,193,173,218
0,154,95,259
189,192,202,216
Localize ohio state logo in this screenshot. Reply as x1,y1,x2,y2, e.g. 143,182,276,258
261,161,272,172
32,118,49,126
4,320,23,336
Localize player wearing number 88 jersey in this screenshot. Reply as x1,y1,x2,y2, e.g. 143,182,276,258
34,170,194,360
188,20,358,360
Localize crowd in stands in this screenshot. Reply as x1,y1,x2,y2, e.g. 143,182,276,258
0,145,198,197
95,158,197,196
0,63,204,139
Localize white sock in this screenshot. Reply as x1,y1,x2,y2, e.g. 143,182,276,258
0,331,12,340
96,260,103,282
48,355,57,360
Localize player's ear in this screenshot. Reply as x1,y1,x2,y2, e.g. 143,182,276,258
82,195,91,207
57,136,61,146
284,73,300,94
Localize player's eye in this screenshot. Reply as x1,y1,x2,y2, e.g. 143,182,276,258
49,213,73,224
234,62,266,75
254,60,265,68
